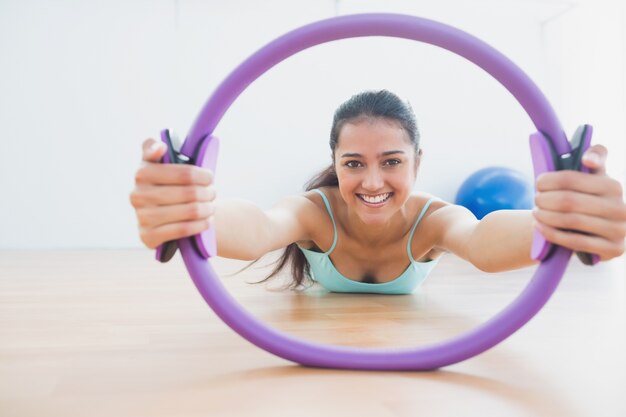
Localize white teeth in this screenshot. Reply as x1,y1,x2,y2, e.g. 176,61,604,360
359,193,390,204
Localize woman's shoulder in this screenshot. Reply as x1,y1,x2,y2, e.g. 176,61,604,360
302,186,340,208
289,186,340,221
407,192,449,214
407,194,457,259
264,190,334,246
272,189,327,215
406,193,459,236
413,193,478,237
295,187,339,249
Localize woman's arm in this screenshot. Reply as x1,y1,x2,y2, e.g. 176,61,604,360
431,145,626,272
430,205,536,272
130,138,315,260
214,196,315,260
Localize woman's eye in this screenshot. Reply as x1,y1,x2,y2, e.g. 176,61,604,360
346,161,362,168
384,159,401,166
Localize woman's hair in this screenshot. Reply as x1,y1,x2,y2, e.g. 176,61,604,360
251,90,420,289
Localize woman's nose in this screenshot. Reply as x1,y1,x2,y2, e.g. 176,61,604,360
362,168,385,190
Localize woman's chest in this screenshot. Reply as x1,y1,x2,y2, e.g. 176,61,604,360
328,236,428,283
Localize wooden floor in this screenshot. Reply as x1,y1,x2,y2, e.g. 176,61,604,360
0,249,624,417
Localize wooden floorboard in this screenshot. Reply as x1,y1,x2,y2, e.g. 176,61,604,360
0,249,624,417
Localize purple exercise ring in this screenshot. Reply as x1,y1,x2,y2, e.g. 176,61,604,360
170,13,580,370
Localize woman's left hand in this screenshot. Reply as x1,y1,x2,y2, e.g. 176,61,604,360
533,144,626,262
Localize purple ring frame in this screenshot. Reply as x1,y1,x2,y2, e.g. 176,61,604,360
172,13,577,370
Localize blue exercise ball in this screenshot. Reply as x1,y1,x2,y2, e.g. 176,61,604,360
455,167,534,219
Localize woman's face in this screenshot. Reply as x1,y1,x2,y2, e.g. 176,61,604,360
334,117,419,226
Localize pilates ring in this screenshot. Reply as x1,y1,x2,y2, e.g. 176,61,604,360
155,13,598,370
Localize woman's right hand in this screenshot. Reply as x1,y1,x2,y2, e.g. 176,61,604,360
129,138,216,249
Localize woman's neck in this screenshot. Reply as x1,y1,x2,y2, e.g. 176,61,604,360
340,205,413,248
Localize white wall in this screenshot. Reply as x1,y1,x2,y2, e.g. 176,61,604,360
0,0,623,249
542,0,626,182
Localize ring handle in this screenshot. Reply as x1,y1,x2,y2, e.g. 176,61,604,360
529,125,600,265
155,129,219,262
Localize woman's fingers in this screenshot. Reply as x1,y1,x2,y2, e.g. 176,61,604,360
532,208,626,243
135,162,213,187
533,142,626,261
137,138,213,186
534,189,626,221
136,201,216,229
581,144,608,175
139,218,212,249
130,184,216,208
532,221,625,262
142,138,167,163
132,185,217,249
536,170,622,198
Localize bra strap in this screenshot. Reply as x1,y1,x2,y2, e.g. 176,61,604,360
407,197,436,262
312,189,338,254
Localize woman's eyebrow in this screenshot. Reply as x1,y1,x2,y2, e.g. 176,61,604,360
340,150,406,158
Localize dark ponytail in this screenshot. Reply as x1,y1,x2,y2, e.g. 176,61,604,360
249,90,419,290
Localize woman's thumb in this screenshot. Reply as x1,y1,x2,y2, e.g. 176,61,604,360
142,138,167,162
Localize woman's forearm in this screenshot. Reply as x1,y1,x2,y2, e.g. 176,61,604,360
468,210,538,272
213,199,274,260
213,195,312,260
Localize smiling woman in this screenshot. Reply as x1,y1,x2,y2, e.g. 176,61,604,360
255,90,441,293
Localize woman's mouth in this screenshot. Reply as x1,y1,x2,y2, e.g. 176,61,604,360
356,192,393,207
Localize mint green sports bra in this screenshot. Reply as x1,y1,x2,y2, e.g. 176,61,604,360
298,189,440,295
